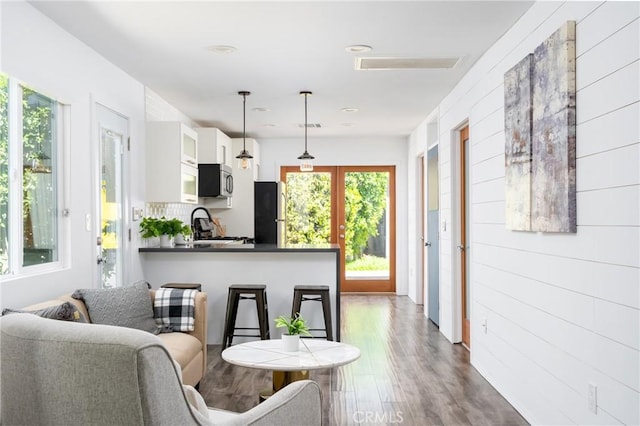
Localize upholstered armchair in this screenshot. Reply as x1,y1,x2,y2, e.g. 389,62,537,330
0,313,322,425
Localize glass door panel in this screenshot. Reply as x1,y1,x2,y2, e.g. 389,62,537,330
281,165,395,293
339,167,395,292
281,167,334,245
96,104,127,289
99,127,123,289
181,128,197,165
181,165,198,204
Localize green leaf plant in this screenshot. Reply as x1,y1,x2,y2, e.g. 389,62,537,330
274,313,312,336
139,216,186,238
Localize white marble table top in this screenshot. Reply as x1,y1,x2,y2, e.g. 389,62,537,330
221,339,361,371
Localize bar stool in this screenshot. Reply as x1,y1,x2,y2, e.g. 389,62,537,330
161,283,202,291
291,285,333,341
222,285,270,350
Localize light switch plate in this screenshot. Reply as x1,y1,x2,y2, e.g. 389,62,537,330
132,207,144,221
588,383,597,414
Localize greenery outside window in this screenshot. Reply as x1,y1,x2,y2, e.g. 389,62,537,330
0,74,65,276
0,75,8,273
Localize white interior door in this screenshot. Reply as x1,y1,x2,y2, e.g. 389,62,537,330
96,104,129,288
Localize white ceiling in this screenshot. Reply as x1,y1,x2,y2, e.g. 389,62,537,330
30,0,533,140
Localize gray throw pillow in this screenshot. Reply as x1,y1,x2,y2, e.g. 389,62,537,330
2,301,87,322
72,282,159,334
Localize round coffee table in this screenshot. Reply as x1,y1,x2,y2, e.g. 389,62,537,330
222,339,360,400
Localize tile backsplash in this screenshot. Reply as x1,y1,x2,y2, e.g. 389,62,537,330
145,202,193,224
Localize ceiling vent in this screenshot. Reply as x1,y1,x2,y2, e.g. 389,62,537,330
298,123,322,128
355,57,461,70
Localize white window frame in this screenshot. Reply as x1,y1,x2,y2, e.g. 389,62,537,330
0,76,69,281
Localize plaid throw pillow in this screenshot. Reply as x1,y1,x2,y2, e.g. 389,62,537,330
153,288,197,332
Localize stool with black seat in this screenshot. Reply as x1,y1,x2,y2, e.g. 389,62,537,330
291,285,333,341
161,283,202,291
222,284,270,350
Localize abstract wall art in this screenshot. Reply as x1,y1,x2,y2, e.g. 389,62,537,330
504,21,576,233
505,54,533,231
531,21,577,233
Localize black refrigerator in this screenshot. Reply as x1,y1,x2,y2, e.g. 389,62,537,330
254,181,286,244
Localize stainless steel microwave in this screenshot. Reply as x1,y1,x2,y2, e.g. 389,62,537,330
198,163,233,198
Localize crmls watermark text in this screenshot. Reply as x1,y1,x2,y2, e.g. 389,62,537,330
353,410,404,424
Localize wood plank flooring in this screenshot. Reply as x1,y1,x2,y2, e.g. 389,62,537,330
199,294,528,425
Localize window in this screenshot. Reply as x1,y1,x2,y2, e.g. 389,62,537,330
0,74,65,276
0,75,8,273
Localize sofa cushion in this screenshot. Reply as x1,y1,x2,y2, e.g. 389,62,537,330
72,282,159,334
2,301,87,323
157,332,202,369
153,288,197,332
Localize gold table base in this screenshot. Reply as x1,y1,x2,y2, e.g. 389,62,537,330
259,370,310,402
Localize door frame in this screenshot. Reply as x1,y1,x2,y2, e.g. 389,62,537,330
280,165,396,293
425,144,440,326
458,125,470,347
419,154,426,306
337,165,396,293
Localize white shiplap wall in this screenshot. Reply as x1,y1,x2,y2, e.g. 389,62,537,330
145,87,198,127
429,1,639,424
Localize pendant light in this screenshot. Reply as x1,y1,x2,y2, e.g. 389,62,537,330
235,91,253,170
297,91,314,172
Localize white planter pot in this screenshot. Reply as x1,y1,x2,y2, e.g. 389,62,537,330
174,234,191,245
159,234,175,248
281,334,300,352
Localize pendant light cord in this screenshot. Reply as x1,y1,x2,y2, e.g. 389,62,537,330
243,92,247,150
304,92,308,152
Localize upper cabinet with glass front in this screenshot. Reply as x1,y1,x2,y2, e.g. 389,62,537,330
181,126,198,166
146,122,199,204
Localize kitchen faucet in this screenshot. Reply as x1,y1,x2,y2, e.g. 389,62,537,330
190,207,213,240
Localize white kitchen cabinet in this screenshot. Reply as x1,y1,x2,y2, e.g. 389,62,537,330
180,164,198,204
146,122,199,204
181,128,198,166
196,128,232,167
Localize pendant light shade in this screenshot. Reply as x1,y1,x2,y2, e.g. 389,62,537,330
297,91,314,171
236,91,253,170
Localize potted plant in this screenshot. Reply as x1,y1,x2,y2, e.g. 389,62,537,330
139,216,187,247
274,313,311,351
175,223,193,245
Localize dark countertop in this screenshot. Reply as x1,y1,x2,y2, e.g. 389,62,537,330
139,243,340,253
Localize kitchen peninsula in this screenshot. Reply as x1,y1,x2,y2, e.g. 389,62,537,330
139,243,340,345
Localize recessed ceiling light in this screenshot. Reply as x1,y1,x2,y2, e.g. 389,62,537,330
345,44,372,53
341,107,359,113
206,45,237,54
252,107,270,112
262,123,277,127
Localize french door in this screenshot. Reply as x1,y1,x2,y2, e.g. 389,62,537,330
95,104,128,289
281,166,396,292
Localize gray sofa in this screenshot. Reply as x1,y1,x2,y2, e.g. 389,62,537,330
17,288,207,387
0,313,322,425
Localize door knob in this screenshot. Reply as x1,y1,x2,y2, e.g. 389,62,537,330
339,224,345,230
457,244,465,251
339,234,345,239
425,241,432,247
